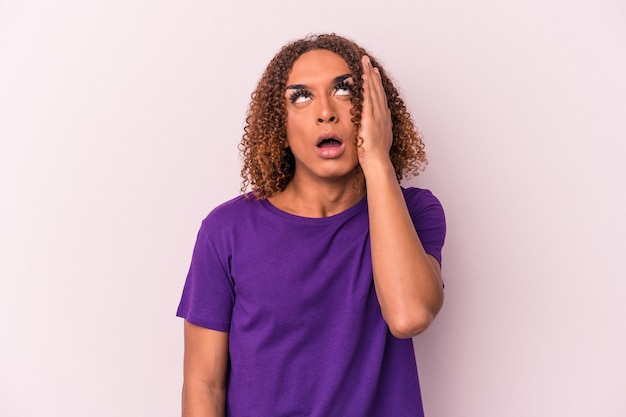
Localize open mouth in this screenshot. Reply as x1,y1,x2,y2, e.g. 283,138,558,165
316,137,343,148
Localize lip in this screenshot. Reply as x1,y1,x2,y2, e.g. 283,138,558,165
315,132,343,147
315,132,345,159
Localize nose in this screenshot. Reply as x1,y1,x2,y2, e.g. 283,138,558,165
317,115,336,123
316,96,337,124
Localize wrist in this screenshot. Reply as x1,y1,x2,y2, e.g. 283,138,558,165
361,158,397,184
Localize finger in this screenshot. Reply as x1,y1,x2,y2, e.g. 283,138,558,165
370,67,389,117
361,56,373,113
362,57,382,122
363,56,389,120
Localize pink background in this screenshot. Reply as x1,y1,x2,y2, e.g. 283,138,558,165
1,0,625,416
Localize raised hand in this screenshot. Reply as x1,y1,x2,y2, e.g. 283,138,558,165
358,55,394,176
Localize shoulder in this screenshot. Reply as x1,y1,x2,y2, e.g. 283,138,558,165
205,193,261,220
401,186,444,215
401,186,446,235
199,193,264,233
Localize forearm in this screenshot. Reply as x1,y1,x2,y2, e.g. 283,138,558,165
181,322,229,417
182,380,226,417
365,161,443,339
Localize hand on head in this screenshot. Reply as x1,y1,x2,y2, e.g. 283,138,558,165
357,55,394,175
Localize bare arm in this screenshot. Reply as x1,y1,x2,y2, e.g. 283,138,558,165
182,321,229,417
359,56,444,339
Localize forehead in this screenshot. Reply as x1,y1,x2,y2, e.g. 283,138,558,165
286,49,351,85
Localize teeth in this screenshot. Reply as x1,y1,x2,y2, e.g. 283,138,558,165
318,138,341,148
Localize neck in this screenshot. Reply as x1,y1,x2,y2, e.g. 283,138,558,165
268,174,365,218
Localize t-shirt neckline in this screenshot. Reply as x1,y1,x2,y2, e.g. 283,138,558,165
259,195,368,225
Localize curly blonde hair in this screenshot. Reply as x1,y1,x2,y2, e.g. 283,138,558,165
239,33,427,199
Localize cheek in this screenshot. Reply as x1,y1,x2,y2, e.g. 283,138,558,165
338,104,355,125
285,112,307,136
284,118,300,148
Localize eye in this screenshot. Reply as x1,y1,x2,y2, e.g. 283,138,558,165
334,80,354,97
289,89,312,104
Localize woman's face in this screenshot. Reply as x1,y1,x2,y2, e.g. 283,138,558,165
283,49,359,185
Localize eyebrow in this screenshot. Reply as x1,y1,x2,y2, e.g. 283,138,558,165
285,73,353,90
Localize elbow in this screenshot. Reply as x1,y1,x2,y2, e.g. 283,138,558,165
381,278,445,339
385,296,443,339
386,310,435,339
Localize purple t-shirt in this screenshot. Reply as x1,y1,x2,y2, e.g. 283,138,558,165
177,187,446,417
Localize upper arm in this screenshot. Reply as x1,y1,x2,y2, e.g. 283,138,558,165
406,188,446,267
183,320,229,388
427,254,443,284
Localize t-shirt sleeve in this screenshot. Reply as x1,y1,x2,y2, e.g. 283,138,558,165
404,188,446,266
176,215,235,332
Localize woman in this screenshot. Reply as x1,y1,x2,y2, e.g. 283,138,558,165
177,33,446,417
